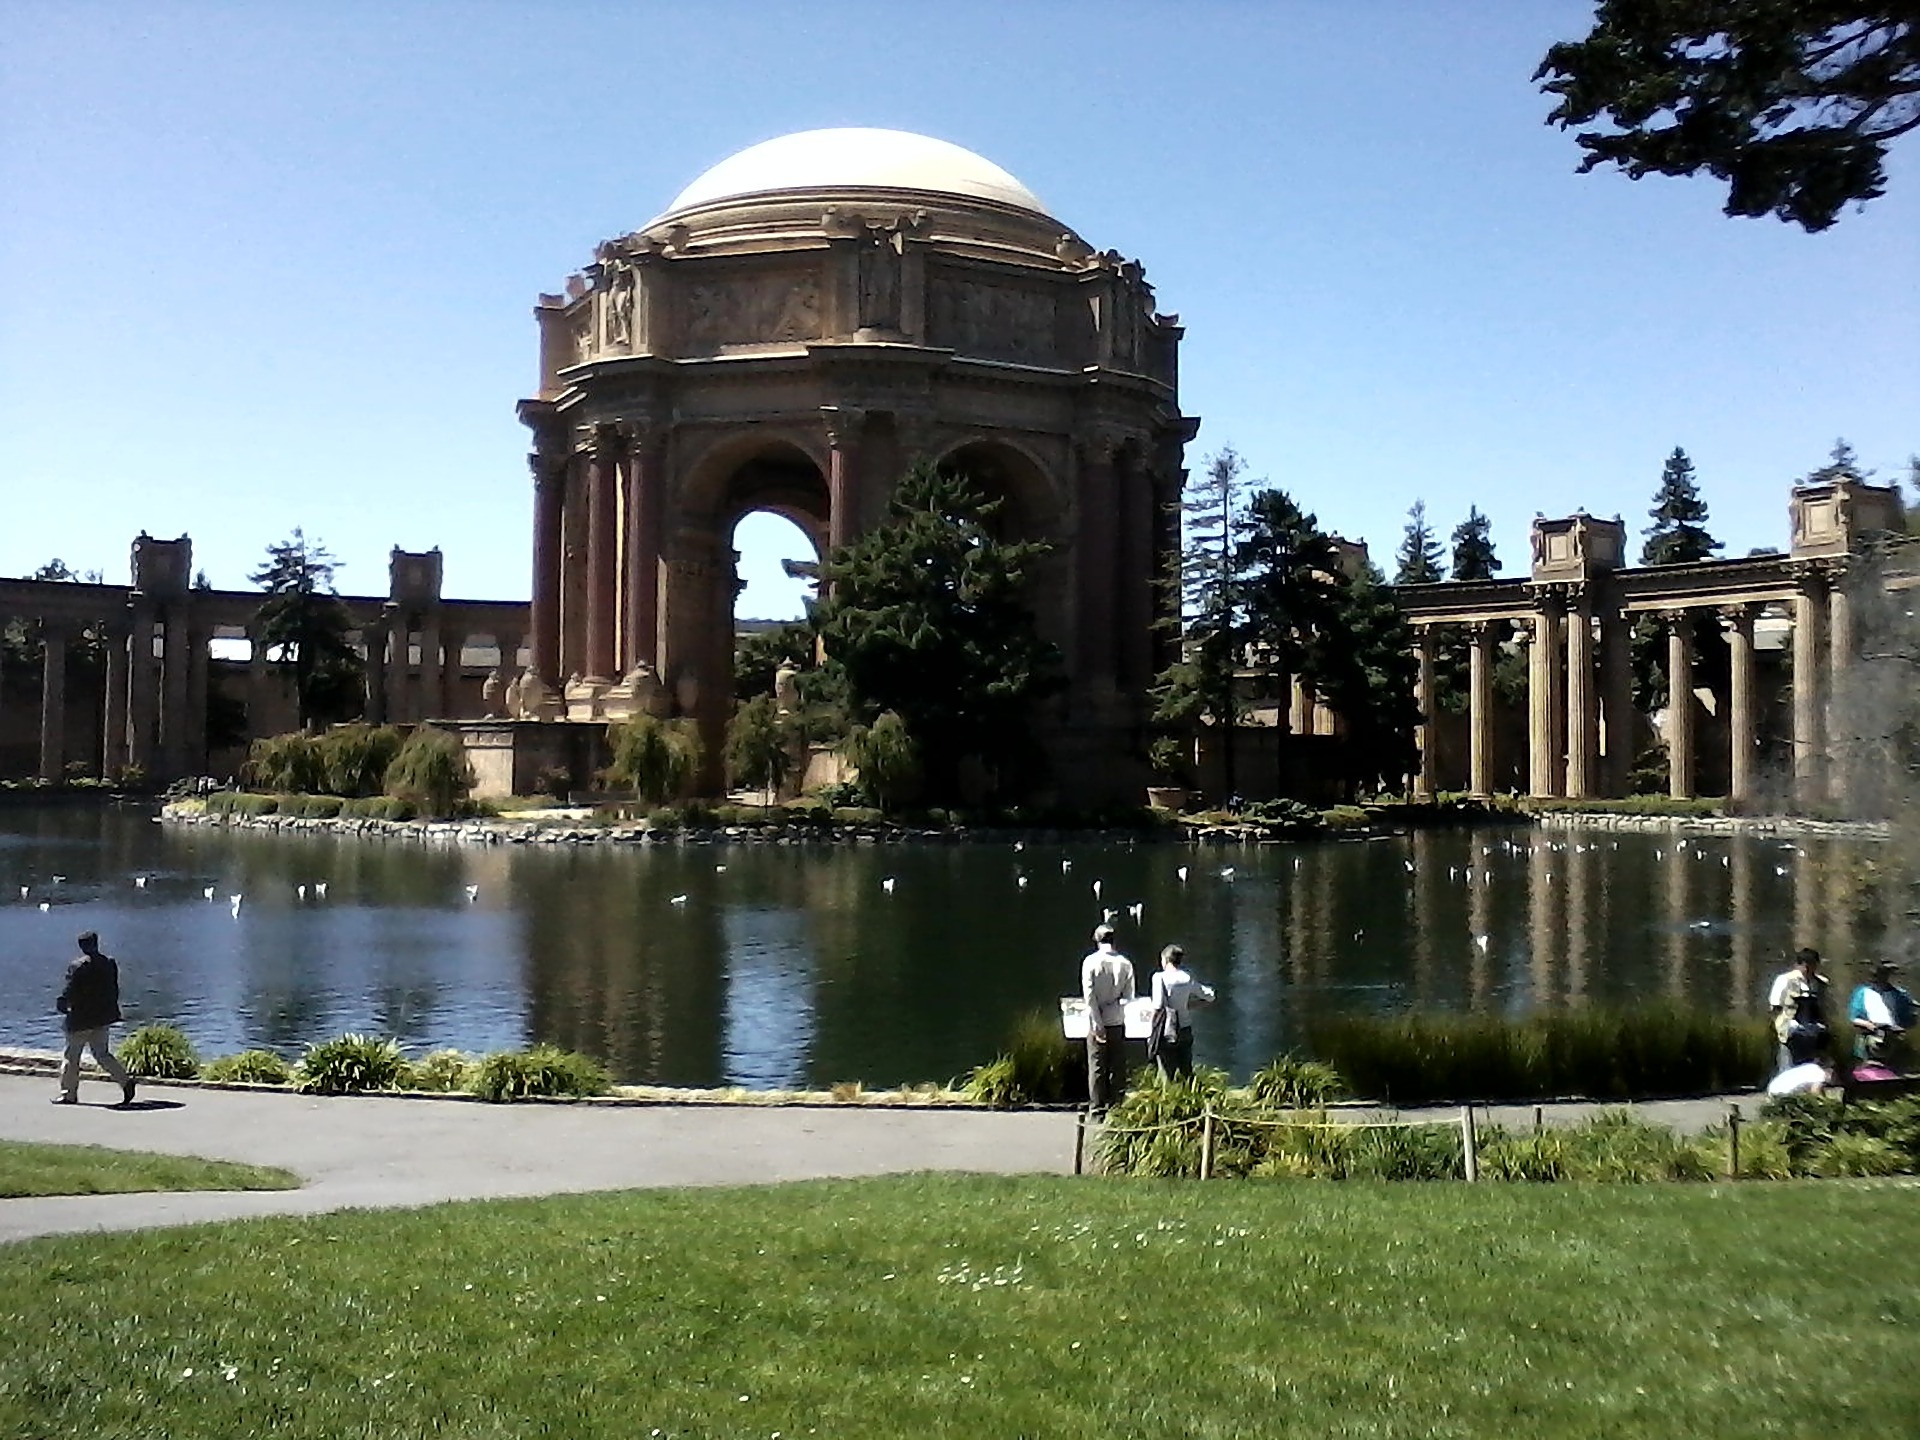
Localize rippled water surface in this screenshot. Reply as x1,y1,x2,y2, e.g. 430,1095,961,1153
0,803,1898,1085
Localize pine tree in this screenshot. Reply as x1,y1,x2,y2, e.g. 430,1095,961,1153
1393,500,1445,585
250,529,365,729
1152,448,1253,798
1805,437,1869,484
813,462,1061,804
1641,447,1722,565
1449,506,1499,580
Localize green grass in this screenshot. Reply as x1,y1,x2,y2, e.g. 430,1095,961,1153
2,1175,1916,1438
0,1141,298,1200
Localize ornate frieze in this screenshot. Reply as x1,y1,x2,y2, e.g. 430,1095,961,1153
928,273,1058,364
682,274,823,352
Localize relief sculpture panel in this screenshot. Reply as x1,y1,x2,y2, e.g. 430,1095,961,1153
681,273,823,353
928,272,1059,365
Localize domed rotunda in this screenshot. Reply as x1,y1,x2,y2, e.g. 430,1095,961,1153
514,128,1195,798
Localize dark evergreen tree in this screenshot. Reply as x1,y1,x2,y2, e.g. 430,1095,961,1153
1449,506,1500,580
733,621,815,701
1641,447,1722,565
812,462,1062,804
1152,448,1253,798
1393,500,1445,585
1805,436,1869,483
250,530,365,730
1537,3,1920,231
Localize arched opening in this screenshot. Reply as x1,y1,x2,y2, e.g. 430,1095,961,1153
935,439,1061,542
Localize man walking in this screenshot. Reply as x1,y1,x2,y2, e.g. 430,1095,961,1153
55,931,135,1107
1080,924,1135,1116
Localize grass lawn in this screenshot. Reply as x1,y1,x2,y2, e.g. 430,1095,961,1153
2,1175,1915,1438
0,1140,298,1200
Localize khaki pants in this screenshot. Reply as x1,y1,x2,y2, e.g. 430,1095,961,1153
61,1027,130,1098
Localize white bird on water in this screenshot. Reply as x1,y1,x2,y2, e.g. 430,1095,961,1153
669,894,688,906
229,894,243,917
203,886,216,901
1013,841,1025,852
133,876,148,889
1016,875,1029,890
17,885,27,899
714,864,727,873
1775,865,1789,877
39,901,51,913
315,882,328,899
1473,934,1490,952
1128,902,1144,923
1103,907,1118,923
297,885,307,902
51,875,65,885
1061,859,1073,874
464,885,480,902
1091,879,1102,900
1219,867,1236,882
1404,860,1415,874
882,877,897,894
1176,866,1189,884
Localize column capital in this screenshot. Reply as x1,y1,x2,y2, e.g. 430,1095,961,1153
1528,587,1567,618
528,448,567,489
820,405,867,448
1718,602,1758,633
1656,606,1695,629
589,421,629,459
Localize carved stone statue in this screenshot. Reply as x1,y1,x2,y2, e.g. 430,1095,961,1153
774,661,801,716
481,667,503,717
607,266,635,347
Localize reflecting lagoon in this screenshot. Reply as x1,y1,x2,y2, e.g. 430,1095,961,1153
0,803,1902,1087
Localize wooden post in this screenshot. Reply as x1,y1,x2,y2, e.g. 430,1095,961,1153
1533,1104,1544,1135
1461,1107,1479,1182
1073,1111,1086,1177
1726,1103,1741,1180
1199,1107,1215,1181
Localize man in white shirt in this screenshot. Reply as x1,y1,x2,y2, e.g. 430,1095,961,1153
1080,925,1135,1116
1767,948,1830,1072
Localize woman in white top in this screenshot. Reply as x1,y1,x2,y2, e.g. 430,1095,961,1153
1150,944,1212,1082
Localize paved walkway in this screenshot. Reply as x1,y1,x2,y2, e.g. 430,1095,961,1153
0,1072,1755,1245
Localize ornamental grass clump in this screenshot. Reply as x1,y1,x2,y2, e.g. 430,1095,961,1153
295,1034,408,1095
406,1049,477,1093
200,1049,294,1085
1248,1055,1345,1108
963,1008,1084,1107
118,1024,200,1080
468,1046,610,1103
382,725,474,819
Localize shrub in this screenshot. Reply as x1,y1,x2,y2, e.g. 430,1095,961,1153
1248,1056,1345,1108
605,715,702,806
841,712,919,813
295,1033,408,1095
201,1049,293,1085
118,1023,200,1080
278,793,345,819
964,1009,1083,1107
1814,1132,1908,1177
468,1045,611,1102
404,1049,477,1093
317,724,405,798
383,726,474,818
725,695,795,805
342,795,416,821
206,791,279,816
245,733,327,794
810,780,862,810
963,1057,1025,1108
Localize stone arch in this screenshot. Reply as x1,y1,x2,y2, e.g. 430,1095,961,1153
930,434,1067,540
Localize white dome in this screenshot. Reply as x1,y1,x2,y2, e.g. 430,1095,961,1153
662,128,1049,218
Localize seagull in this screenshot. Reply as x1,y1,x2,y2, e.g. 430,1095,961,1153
1775,865,1789,877
1061,859,1073,874
17,886,27,899
203,886,216,901
669,894,688,906
297,885,307,901
229,894,243,916
51,875,65,885
1013,841,1025,852
1353,929,1365,941
1690,919,1711,930
1404,860,1415,873
881,877,896,894
314,882,327,899
464,885,480,903
714,864,727,873
1219,867,1236,881
133,876,148,889
1473,934,1490,952
1091,880,1102,900
1016,875,1029,890
1720,855,1730,868
1654,849,1663,862
1176,866,1189,883
1127,902,1144,922
1103,907,1117,923
1294,858,1303,871
39,901,51,913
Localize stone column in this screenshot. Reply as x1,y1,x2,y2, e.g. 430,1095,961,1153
127,604,156,775
1826,567,1854,804
529,451,565,684
1468,621,1497,798
160,607,190,780
1791,571,1827,802
1074,436,1121,695
1289,675,1311,737
38,626,67,782
361,623,386,725
823,407,865,556
1526,596,1564,797
1116,448,1157,692
624,428,664,673
185,622,209,775
1413,626,1437,798
439,628,466,718
1599,607,1634,798
101,623,128,780
387,609,412,724
1665,611,1695,799
585,427,622,681
418,612,444,720
1563,596,1596,800
1721,605,1757,809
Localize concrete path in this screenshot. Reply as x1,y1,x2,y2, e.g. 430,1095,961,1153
0,1072,1757,1245
0,1073,1079,1244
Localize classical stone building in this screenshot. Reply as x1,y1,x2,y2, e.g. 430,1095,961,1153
507,128,1196,797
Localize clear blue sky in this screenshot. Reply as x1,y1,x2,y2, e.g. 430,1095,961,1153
4,2,1915,617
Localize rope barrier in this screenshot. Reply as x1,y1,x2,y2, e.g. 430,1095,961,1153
1082,1102,1485,1181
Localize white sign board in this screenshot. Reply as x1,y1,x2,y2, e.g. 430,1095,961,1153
1060,996,1156,1041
